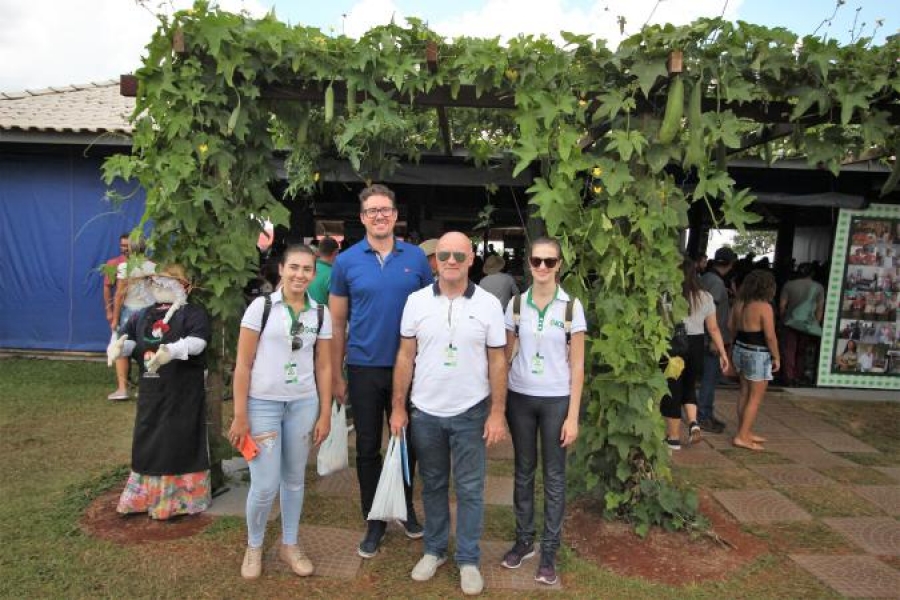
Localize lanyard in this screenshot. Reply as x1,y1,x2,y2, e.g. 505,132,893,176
446,296,469,349
526,286,558,355
284,301,306,352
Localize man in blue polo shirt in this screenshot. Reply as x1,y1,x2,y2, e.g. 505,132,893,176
329,184,433,558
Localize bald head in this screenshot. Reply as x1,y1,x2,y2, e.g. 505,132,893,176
435,231,473,289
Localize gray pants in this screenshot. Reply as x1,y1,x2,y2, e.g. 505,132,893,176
505,390,569,558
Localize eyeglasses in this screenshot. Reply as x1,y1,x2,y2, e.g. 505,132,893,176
436,251,468,263
529,256,559,268
362,206,396,219
290,322,303,351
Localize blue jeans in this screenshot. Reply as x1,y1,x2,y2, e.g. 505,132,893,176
506,391,568,558
245,396,319,548
411,400,488,566
697,351,720,422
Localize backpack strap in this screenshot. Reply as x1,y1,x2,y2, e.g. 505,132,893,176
564,298,574,346
316,302,324,334
260,293,272,333
512,293,522,338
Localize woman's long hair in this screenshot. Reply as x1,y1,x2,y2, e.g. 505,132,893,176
680,258,704,315
737,269,776,303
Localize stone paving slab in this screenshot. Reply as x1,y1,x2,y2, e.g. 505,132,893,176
314,467,359,498
790,554,900,598
765,442,858,468
480,540,562,591
264,525,362,579
701,433,733,450
487,438,515,461
806,432,881,454
483,475,513,506
207,483,280,520
850,486,900,516
749,464,835,487
713,489,812,523
875,467,900,483
823,517,900,556
669,448,736,468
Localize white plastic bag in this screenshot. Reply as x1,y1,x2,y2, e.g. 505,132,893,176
366,435,407,522
317,401,349,476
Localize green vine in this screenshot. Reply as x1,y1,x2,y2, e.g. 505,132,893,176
103,0,899,534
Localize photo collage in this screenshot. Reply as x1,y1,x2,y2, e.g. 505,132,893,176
833,217,900,376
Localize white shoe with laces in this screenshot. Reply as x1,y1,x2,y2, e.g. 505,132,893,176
241,546,263,579
411,554,447,581
460,564,484,595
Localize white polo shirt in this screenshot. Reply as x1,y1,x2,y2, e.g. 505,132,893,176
505,286,587,397
240,290,332,401
401,282,506,417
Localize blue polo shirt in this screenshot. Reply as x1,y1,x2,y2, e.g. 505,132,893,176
330,237,432,367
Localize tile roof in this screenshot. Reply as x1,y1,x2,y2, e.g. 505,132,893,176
0,80,134,135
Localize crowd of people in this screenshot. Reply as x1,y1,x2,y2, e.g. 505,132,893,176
104,183,867,592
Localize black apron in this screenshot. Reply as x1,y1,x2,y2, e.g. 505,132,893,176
126,304,211,476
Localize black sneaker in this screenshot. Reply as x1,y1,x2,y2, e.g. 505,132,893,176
358,520,387,559
698,417,725,434
666,438,682,451
535,554,558,585
397,505,424,539
500,540,535,569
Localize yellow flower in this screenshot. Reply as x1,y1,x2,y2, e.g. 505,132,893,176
592,185,603,194
664,356,685,379
505,68,518,82
591,166,603,178
198,143,208,155
579,99,588,107
313,172,320,182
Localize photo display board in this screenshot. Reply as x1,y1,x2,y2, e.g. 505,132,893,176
818,203,900,389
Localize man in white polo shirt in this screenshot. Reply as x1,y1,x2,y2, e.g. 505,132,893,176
390,231,508,597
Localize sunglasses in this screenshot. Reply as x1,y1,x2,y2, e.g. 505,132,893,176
436,251,468,263
362,206,396,218
529,256,559,268
290,322,303,351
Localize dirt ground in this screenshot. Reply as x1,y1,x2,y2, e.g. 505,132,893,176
81,486,213,545
563,491,768,586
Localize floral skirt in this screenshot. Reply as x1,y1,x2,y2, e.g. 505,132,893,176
117,470,211,520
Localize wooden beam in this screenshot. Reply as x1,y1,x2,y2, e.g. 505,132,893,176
119,73,900,127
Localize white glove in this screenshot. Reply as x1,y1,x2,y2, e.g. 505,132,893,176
107,334,128,367
146,345,172,373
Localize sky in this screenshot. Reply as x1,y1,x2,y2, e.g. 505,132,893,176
0,0,896,91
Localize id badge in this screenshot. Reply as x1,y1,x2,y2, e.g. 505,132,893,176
531,353,545,375
284,362,299,384
443,344,458,367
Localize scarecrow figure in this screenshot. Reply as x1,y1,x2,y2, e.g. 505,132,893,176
107,263,211,519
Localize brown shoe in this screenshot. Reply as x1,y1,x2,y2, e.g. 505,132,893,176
241,546,263,579
279,544,314,576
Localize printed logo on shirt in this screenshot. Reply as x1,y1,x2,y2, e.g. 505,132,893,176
550,318,565,329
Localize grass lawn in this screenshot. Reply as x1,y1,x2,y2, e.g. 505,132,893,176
2,357,889,598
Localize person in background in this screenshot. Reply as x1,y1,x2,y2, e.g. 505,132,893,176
103,234,130,327
106,264,211,520
500,237,585,586
729,269,780,451
479,254,519,311
229,245,333,580
329,184,433,558
693,252,708,276
697,247,737,433
390,231,508,597
836,339,859,371
308,237,340,305
419,238,439,279
779,263,825,386
661,258,729,451
109,237,156,401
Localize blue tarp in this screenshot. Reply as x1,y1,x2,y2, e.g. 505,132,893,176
0,149,145,351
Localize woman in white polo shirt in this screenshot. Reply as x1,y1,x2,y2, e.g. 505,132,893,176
500,237,586,586
229,245,333,580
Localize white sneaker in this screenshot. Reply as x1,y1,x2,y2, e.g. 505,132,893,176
241,546,263,579
459,564,484,595
411,554,447,581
